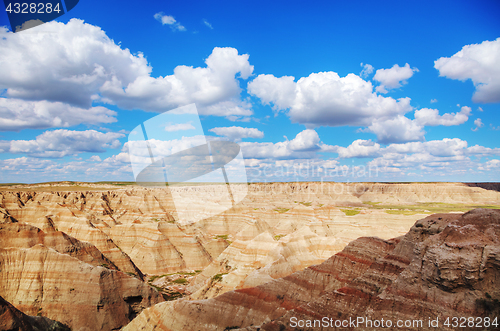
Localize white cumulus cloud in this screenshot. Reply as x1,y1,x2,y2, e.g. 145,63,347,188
0,20,151,108
248,71,412,128
287,129,321,151
367,115,425,144
209,126,264,141
434,38,500,103
0,98,117,131
360,63,374,78
240,129,330,160
373,63,418,93
472,118,484,132
0,20,254,119
2,130,124,158
102,47,254,114
414,106,471,126
337,139,381,158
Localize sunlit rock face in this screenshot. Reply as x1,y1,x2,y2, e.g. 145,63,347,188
0,217,164,331
1,182,499,330
123,209,500,331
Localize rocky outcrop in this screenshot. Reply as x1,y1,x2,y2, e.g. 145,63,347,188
0,244,164,331
0,190,229,275
0,219,120,272
0,295,70,331
0,218,164,331
124,209,500,330
2,183,499,331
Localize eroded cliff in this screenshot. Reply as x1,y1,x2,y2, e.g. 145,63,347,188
124,209,500,330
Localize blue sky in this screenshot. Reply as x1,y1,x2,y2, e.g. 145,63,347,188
0,0,499,183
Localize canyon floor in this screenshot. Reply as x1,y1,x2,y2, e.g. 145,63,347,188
1,182,499,330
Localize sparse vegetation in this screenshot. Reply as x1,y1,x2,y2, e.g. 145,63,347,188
299,201,312,206
149,284,162,292
164,291,184,301
385,209,423,215
274,234,285,241
364,201,500,214
273,207,290,213
149,270,202,283
212,273,228,282
341,209,360,216
215,234,229,240
172,278,188,284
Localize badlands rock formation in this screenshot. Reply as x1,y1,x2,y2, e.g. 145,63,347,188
0,215,163,331
1,182,499,330
0,295,70,331
124,208,500,330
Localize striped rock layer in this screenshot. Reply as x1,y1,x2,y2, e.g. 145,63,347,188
124,209,500,331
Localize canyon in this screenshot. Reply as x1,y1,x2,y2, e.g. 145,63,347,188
0,182,499,330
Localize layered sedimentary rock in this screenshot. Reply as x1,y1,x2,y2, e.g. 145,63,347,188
0,295,70,331
245,182,500,205
0,185,429,279
0,216,164,331
255,209,500,331
2,183,499,331
0,244,164,331
124,209,500,330
0,219,120,272
0,190,228,275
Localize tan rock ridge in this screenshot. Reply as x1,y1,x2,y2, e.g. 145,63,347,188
0,190,228,275
0,244,164,331
0,219,120,272
0,218,164,331
1,183,499,331
123,209,500,330
0,295,70,331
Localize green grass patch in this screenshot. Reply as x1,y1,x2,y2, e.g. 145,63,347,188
164,291,184,301
172,278,188,284
215,234,229,240
341,209,360,216
149,275,166,282
212,273,228,282
274,234,285,241
149,270,202,282
385,210,423,215
149,284,162,292
364,202,500,214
